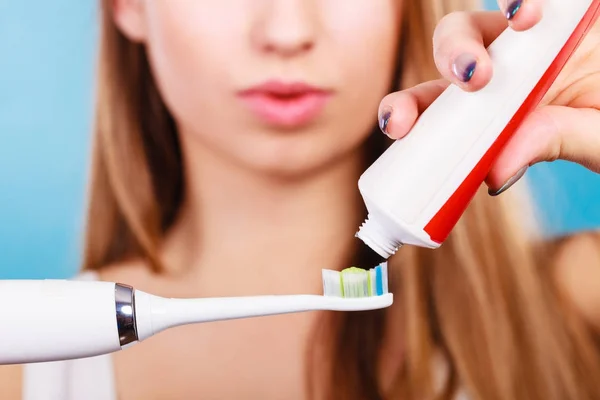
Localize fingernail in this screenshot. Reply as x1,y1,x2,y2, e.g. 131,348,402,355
488,166,528,196
506,0,523,20
451,54,477,83
378,106,392,136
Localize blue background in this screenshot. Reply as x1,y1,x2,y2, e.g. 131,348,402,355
1,0,598,279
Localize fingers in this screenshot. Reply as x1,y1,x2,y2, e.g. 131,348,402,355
432,11,500,91
500,0,544,30
381,4,548,137
486,105,600,195
432,3,544,92
378,79,449,139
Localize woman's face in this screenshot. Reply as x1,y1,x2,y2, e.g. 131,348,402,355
115,0,402,176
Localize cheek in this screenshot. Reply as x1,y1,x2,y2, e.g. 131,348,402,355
142,2,249,129
323,2,402,137
326,2,401,73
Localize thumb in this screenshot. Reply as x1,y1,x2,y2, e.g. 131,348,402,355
486,105,600,195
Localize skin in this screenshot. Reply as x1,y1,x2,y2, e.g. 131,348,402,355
1,0,599,398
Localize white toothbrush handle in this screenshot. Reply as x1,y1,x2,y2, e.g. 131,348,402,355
133,291,393,341
0,280,134,365
357,0,600,256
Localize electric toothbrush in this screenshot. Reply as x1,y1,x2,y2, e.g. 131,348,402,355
0,264,390,365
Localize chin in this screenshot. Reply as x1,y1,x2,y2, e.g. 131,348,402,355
232,135,362,180
239,150,335,179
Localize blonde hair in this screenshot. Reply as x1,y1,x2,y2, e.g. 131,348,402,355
84,0,600,399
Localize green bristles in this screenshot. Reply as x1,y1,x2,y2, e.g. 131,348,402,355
341,267,369,298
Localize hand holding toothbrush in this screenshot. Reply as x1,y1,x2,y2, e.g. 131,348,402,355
378,0,600,196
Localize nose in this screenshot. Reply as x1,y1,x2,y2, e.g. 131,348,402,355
252,0,317,58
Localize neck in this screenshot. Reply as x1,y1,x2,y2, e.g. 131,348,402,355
161,137,367,296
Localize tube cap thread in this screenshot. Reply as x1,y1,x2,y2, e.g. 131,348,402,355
355,216,402,259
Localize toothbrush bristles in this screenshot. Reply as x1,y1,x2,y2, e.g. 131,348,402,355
322,262,388,298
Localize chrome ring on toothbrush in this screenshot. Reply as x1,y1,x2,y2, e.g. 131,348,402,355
115,283,138,347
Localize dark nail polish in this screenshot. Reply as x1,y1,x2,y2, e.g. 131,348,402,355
488,166,528,196
452,54,477,83
506,0,523,20
378,107,392,135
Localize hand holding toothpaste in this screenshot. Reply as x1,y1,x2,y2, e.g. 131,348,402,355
378,0,600,196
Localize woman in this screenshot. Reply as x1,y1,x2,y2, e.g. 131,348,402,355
2,0,600,399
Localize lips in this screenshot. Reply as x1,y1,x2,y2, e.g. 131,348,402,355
237,80,332,128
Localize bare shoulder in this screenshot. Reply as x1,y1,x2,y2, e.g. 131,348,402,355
553,230,600,329
0,364,22,399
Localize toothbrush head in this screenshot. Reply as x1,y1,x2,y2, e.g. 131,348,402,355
322,262,389,298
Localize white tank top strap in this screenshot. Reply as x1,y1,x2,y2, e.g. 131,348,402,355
22,271,117,400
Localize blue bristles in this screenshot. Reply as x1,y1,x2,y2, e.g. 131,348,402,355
375,265,383,296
